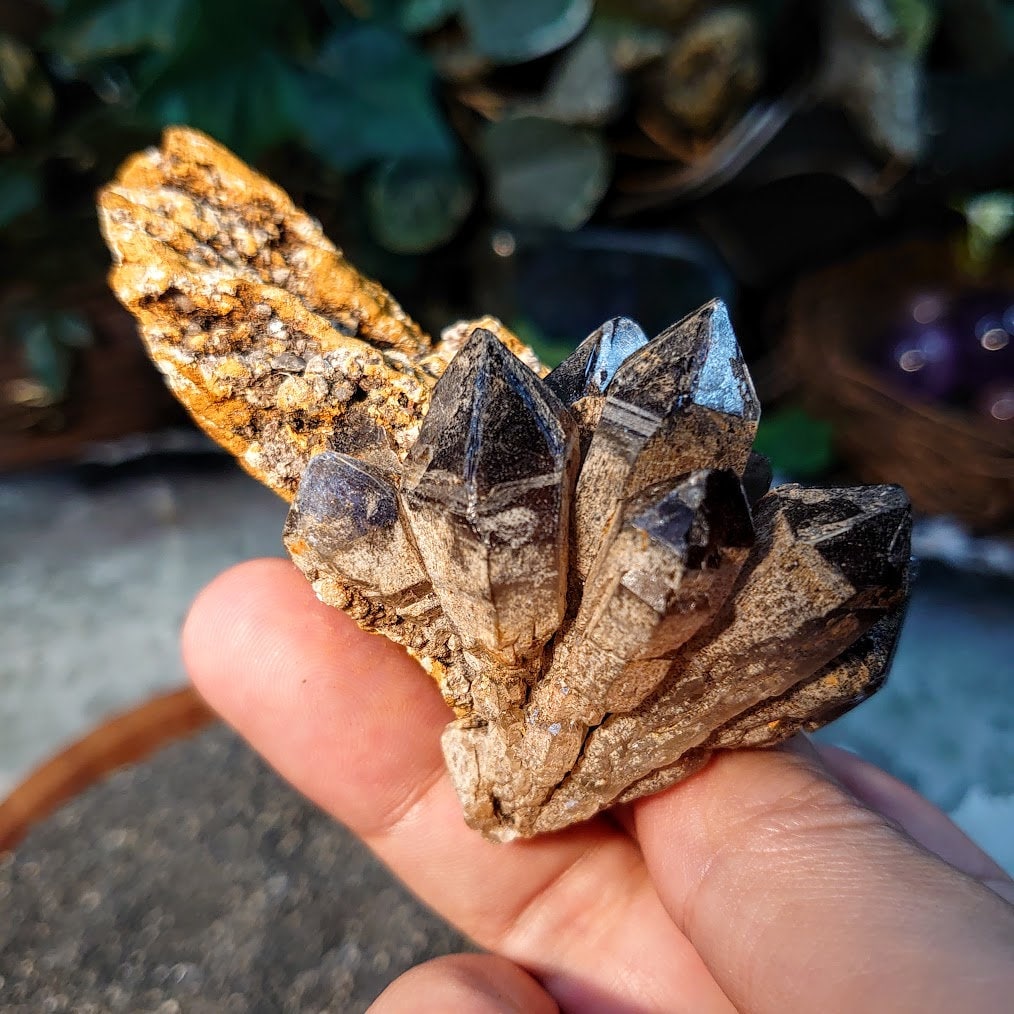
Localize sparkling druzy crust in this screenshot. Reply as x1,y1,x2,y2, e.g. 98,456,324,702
100,130,912,841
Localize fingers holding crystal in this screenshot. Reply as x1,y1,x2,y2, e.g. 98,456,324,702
277,310,910,840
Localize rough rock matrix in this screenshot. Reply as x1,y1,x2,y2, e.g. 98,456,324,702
99,129,911,841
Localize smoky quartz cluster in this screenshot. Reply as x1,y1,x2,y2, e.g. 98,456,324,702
284,302,911,840
99,130,910,841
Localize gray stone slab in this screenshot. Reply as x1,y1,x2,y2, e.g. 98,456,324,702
0,725,468,1013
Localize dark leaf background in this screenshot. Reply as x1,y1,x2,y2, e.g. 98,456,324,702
1,0,1012,473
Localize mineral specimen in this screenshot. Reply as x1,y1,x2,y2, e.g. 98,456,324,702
99,129,912,841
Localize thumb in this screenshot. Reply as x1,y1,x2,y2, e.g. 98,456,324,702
633,742,1014,1014
368,954,558,1014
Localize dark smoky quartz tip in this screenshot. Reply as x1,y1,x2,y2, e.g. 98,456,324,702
546,316,649,406
286,451,400,549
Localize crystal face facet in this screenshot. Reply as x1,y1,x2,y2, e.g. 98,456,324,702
284,452,429,605
101,131,912,843
545,316,649,444
441,468,757,831
547,469,755,719
531,484,911,834
546,316,649,406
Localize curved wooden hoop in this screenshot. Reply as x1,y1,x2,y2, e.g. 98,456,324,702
0,686,214,853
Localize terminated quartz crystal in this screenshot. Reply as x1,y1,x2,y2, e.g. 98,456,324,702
401,329,578,718
283,453,451,658
100,129,912,841
572,300,760,578
442,468,756,830
545,316,649,444
532,484,910,832
401,329,576,662
285,452,427,605
550,469,756,719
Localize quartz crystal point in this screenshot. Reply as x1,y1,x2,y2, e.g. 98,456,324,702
401,328,578,717
442,468,756,834
552,469,755,719
545,316,649,443
533,484,910,834
707,606,906,750
572,299,760,579
99,130,913,842
611,606,907,808
282,453,452,658
285,452,427,604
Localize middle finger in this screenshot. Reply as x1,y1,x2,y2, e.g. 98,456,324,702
184,560,733,1012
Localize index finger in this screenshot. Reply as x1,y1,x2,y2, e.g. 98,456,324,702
184,559,732,1013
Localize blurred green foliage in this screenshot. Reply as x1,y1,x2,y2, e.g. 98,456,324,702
14,306,91,403
754,406,835,477
0,0,469,403
1,0,1013,416
0,0,651,402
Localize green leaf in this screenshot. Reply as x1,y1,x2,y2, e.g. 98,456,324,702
366,157,474,253
122,0,313,158
44,0,195,64
888,0,937,56
141,49,304,159
482,117,610,229
753,406,834,477
398,0,459,32
0,35,55,142
589,13,668,72
301,26,454,170
461,0,592,64
510,317,573,368
357,0,460,34
962,190,1014,269
539,31,622,126
21,318,73,401
52,311,94,349
0,164,42,228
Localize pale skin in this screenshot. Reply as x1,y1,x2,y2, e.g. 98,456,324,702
184,559,1014,1014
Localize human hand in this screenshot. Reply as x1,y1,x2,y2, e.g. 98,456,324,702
184,559,1014,1013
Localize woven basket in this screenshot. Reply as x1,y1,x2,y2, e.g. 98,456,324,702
785,240,1014,532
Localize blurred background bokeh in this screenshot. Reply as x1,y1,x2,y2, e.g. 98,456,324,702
1,0,1012,1008
2,0,1014,491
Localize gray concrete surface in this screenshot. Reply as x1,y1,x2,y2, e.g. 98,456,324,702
1,462,285,798
0,724,467,1012
0,460,1012,1011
